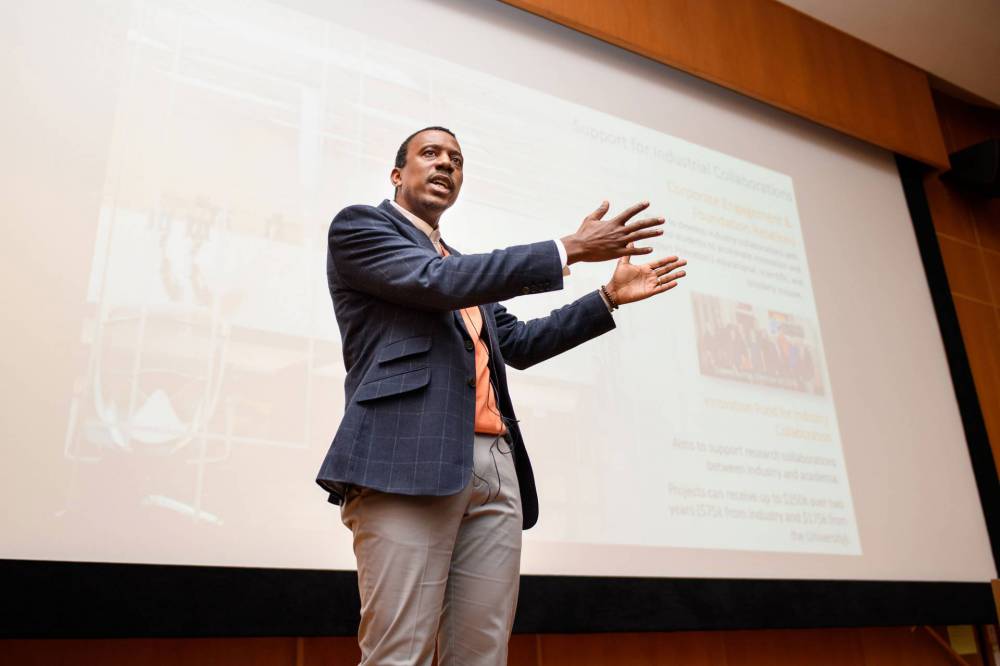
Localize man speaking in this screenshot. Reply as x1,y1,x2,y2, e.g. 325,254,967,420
316,126,687,664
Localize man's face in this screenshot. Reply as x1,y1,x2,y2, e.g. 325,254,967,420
391,129,464,223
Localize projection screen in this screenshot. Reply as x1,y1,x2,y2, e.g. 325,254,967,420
1,0,995,589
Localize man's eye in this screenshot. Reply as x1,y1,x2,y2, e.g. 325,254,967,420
451,157,462,166
423,150,435,157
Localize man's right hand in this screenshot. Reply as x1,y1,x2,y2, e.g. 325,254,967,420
560,201,664,264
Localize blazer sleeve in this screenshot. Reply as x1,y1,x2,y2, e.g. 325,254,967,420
493,290,616,370
329,205,564,312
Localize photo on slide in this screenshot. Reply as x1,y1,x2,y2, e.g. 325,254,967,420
691,291,826,396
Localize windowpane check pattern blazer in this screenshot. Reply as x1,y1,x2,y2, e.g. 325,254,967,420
315,200,616,529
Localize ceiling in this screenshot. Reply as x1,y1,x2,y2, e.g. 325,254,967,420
776,0,1000,107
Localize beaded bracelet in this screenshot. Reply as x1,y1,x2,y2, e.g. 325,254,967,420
600,284,619,310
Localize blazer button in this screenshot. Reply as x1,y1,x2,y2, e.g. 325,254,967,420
464,339,474,352
467,377,476,388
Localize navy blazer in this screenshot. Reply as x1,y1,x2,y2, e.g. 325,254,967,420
315,200,616,528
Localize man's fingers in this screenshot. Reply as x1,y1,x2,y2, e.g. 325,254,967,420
612,200,650,225
656,269,687,284
649,255,680,268
653,258,686,275
654,280,679,293
587,200,610,221
623,218,665,247
623,217,664,233
620,242,634,264
624,228,663,244
624,245,654,256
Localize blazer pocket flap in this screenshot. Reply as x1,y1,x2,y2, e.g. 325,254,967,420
355,367,430,403
377,335,432,364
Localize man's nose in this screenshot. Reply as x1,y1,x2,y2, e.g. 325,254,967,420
433,154,454,171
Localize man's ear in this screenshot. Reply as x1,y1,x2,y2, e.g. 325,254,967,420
390,167,402,189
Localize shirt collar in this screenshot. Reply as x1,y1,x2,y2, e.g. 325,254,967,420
390,200,441,248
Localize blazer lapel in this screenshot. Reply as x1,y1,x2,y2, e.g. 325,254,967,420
433,238,464,336
452,311,467,336
378,199,438,254
479,303,502,362
382,211,490,345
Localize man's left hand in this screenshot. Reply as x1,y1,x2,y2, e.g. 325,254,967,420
605,247,687,307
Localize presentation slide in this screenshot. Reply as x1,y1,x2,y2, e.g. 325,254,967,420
1,0,994,583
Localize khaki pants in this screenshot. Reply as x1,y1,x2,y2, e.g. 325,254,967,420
341,434,522,665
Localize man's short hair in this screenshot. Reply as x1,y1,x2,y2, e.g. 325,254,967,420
394,126,457,169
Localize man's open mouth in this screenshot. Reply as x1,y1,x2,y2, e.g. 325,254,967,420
428,176,453,192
